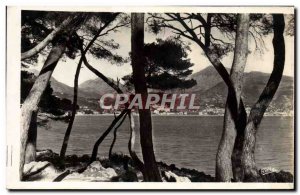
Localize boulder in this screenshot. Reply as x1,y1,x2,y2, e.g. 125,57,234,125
23,161,62,181
111,170,138,182
36,149,55,159
260,170,294,182
260,167,279,175
164,171,191,182
63,161,117,181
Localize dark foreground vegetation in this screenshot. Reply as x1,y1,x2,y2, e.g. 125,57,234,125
22,149,293,183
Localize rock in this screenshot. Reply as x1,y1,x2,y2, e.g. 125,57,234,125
23,161,62,181
36,149,55,159
23,161,50,175
260,167,279,175
164,171,191,182
111,170,138,182
88,161,103,170
190,172,215,182
261,170,294,183
169,164,177,171
261,173,277,182
276,171,294,182
36,149,60,163
63,161,117,181
79,154,90,162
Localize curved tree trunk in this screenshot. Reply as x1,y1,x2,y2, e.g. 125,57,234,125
81,55,146,177
59,57,82,159
58,14,119,160
20,43,66,180
241,14,285,182
108,113,128,159
175,13,245,123
89,110,128,163
20,14,86,180
80,53,129,163
79,51,130,164
21,16,73,60
131,13,161,182
215,14,250,182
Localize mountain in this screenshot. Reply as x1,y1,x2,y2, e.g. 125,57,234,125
25,69,105,111
30,66,293,112
190,66,294,111
188,66,229,92
50,78,74,97
25,69,75,98
78,77,119,97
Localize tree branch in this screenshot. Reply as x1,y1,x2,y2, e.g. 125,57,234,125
21,16,74,60
82,55,123,94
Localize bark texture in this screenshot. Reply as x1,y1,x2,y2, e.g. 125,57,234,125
231,101,247,181
241,14,285,182
131,13,161,181
128,112,145,174
20,14,86,180
216,14,250,182
24,111,37,164
20,43,66,179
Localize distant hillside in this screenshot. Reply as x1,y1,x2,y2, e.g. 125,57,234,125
188,66,229,92
190,66,293,111
78,77,120,96
50,78,73,97
26,69,104,111
27,66,293,112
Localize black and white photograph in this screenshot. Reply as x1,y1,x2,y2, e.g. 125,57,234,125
6,6,295,190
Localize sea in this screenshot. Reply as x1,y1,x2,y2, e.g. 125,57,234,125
37,115,294,176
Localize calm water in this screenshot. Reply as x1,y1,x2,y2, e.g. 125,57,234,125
37,116,294,176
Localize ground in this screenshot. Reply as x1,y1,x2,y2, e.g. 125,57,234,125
23,149,293,182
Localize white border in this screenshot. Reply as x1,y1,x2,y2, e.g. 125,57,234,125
5,5,295,190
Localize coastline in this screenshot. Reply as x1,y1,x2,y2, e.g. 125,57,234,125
23,149,294,183
75,113,294,117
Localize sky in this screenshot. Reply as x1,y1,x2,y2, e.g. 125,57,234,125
32,15,294,87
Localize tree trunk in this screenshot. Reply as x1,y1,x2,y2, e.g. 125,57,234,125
231,100,247,181
128,112,146,178
21,16,73,60
89,110,128,163
216,14,250,182
20,43,66,180
241,14,285,182
59,57,82,160
24,111,37,164
131,13,161,181
81,53,131,163
108,113,127,159
59,15,119,160
81,55,146,176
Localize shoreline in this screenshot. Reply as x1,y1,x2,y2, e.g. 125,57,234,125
75,113,294,117
23,149,294,183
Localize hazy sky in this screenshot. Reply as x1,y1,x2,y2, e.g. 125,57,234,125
32,16,294,87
